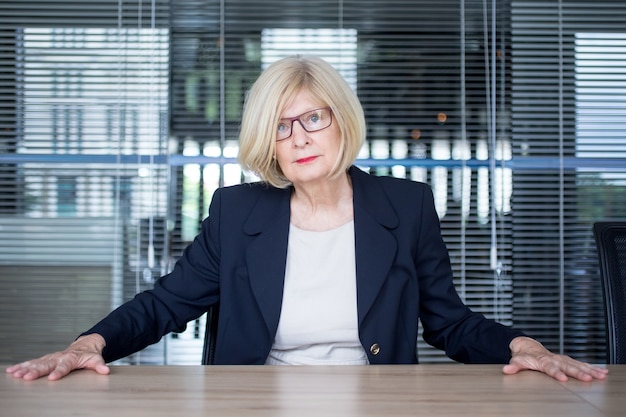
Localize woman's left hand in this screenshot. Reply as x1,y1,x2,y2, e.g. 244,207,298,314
502,336,609,382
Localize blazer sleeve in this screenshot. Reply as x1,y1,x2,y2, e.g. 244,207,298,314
413,184,525,364
81,189,224,362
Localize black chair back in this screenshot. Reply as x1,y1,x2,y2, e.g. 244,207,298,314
593,221,626,364
201,303,219,365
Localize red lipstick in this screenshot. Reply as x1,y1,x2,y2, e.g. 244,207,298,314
296,156,317,164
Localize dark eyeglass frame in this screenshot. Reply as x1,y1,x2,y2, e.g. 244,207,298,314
275,107,333,141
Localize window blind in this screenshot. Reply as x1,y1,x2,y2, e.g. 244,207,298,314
0,0,172,364
511,0,626,362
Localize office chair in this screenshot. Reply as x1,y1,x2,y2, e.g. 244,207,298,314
593,221,626,364
201,303,219,365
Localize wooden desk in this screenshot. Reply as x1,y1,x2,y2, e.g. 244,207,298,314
2,364,623,416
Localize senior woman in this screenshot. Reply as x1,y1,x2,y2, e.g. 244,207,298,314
7,55,607,382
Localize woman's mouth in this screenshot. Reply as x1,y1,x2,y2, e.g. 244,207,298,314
296,156,317,164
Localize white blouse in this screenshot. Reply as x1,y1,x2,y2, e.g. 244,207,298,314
265,220,369,365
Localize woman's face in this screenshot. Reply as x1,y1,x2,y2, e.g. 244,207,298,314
274,89,342,189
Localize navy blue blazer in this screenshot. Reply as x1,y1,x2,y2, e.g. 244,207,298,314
87,166,524,364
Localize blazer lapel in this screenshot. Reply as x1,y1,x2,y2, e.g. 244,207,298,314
350,167,399,325
242,186,291,337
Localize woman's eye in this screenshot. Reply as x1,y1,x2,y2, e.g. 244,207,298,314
306,112,321,124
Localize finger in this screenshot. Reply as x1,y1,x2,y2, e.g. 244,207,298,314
5,363,20,373
562,362,608,382
47,360,74,381
80,354,110,376
547,366,569,382
567,364,595,382
589,366,609,379
578,362,609,376
7,366,32,379
501,363,524,375
19,361,57,381
5,360,37,376
93,363,111,376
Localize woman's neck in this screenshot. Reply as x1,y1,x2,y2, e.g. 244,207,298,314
290,174,353,231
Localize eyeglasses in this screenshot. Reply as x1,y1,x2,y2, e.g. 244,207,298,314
276,107,333,141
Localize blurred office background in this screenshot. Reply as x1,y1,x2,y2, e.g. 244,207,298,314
1,0,625,365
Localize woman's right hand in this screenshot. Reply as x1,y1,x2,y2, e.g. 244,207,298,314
5,333,109,381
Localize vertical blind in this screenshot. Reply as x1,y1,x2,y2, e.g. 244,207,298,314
1,0,624,365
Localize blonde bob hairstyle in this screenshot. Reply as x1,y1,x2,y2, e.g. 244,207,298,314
238,55,366,188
